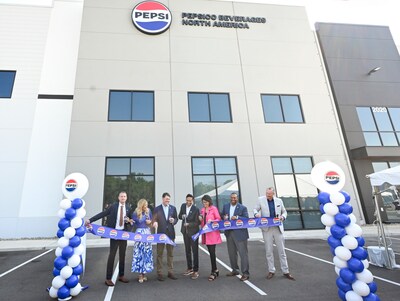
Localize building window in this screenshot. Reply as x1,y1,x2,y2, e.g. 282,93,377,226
108,90,154,121
271,156,323,230
356,107,400,146
192,157,240,211
0,71,16,98
104,157,155,216
372,161,400,172
261,94,304,123
188,92,232,122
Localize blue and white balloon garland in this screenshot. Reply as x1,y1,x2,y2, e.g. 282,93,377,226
311,162,380,301
49,173,89,300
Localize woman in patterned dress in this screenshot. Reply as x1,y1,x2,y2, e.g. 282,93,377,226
131,199,154,283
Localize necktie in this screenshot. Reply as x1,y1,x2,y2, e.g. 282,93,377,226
119,205,123,227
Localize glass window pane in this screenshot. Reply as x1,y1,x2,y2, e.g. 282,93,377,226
215,158,236,174
356,107,376,131
210,94,231,122
104,175,129,220
131,158,154,175
281,95,303,122
380,132,398,146
363,132,382,146
189,93,209,122
193,175,216,207
389,162,400,168
132,92,154,121
302,211,323,229
283,211,302,230
192,158,214,174
216,175,238,211
109,91,131,120
262,95,283,122
292,157,312,173
274,175,299,209
373,109,393,131
372,162,389,172
106,158,130,175
130,175,155,207
271,157,292,174
0,71,16,98
296,175,319,210
388,108,400,131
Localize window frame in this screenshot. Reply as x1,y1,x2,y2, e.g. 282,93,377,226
188,92,233,123
261,93,305,124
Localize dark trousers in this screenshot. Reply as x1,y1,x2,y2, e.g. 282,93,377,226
183,233,199,272
226,232,249,275
106,239,127,280
207,244,217,272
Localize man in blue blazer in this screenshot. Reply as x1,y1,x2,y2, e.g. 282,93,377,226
152,192,178,281
86,191,132,286
221,192,250,281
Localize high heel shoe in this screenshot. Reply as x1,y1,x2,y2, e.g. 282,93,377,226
214,270,219,277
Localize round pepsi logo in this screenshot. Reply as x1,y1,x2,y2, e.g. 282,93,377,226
65,179,77,192
325,171,340,185
132,1,172,35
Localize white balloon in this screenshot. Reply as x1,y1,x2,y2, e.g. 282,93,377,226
362,259,369,269
323,203,339,216
57,209,66,219
352,280,371,297
335,246,352,261
333,256,348,268
70,283,82,296
60,266,73,279
321,214,336,226
335,266,341,276
68,254,81,268
52,275,65,289
64,227,76,239
325,226,331,235
310,161,346,193
55,247,62,257
60,199,72,210
81,199,86,208
349,214,357,224
62,172,89,199
76,208,86,219
330,192,346,206
74,244,85,256
58,237,69,248
356,269,373,283
345,290,363,301
341,235,359,250
49,286,58,298
345,223,363,237
71,217,83,229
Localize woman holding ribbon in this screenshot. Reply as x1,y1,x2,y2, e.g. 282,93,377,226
131,198,154,283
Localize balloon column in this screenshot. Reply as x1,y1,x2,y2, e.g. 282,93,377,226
311,162,380,301
48,173,89,300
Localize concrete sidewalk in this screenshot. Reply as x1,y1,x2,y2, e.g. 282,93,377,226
0,224,399,252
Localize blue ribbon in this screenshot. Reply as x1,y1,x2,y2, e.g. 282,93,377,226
87,224,176,246
192,217,281,241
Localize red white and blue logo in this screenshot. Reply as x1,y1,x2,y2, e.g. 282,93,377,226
147,235,155,242
134,234,142,241
160,234,167,242
110,230,118,237
260,218,268,225
97,227,105,235
65,179,77,192
248,219,256,227
212,222,219,230
223,221,231,228
325,171,340,185
122,232,130,239
236,220,244,227
132,1,172,35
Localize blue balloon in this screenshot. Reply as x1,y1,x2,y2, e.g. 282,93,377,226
335,213,351,227
73,264,83,275
58,218,70,231
330,246,336,256
53,267,60,277
54,256,67,270
57,229,64,238
65,208,77,220
352,247,368,260
340,191,351,203
331,225,347,239
71,198,83,209
363,293,380,301
368,282,377,294
356,237,365,247
348,257,364,273
57,285,70,299
328,235,343,249
75,226,86,237
336,277,352,292
339,268,356,284
338,289,346,301
69,236,81,248
320,204,325,214
61,246,74,259
66,275,79,288
318,192,331,204
338,203,353,215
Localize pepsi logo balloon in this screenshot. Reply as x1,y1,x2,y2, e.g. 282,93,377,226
61,173,89,199
311,161,345,193
131,1,172,35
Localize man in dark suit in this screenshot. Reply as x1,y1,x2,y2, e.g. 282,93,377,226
178,193,200,279
221,192,250,281
152,192,178,281
85,191,132,286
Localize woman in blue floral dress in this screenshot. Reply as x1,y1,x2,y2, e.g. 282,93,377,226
131,199,154,283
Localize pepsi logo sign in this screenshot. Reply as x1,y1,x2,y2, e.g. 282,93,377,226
97,227,105,235
248,219,256,227
134,234,142,241
110,230,118,237
160,234,167,242
212,222,219,229
273,218,280,224
223,221,231,228
325,171,340,185
132,1,172,35
236,220,243,227
65,179,77,192
260,218,268,225
122,232,130,239
147,235,155,242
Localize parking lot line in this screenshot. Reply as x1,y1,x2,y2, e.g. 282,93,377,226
199,245,267,296
0,249,54,278
104,263,119,301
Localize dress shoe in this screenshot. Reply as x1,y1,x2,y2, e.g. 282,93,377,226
284,273,295,280
226,271,239,276
266,272,275,279
104,279,114,286
240,274,249,281
157,274,164,281
168,273,178,280
118,276,129,283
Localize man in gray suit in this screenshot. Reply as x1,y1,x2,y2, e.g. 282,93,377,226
254,187,295,280
222,192,250,281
